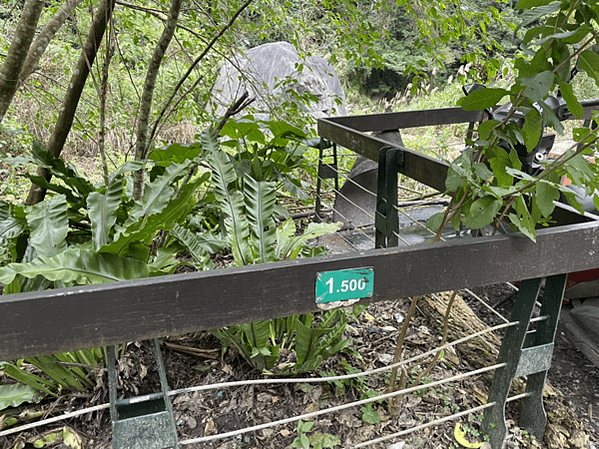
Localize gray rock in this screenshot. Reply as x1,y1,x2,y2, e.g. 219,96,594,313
571,305,599,340
209,42,346,120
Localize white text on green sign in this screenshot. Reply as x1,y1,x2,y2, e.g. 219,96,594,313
315,267,374,304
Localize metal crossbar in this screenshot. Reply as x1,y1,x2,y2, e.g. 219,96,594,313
319,104,599,448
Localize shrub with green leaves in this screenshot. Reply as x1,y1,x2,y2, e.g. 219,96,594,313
0,120,349,412
427,0,599,242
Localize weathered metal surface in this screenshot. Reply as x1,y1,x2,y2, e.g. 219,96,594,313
515,343,554,378
318,118,449,191
325,107,485,132
108,340,178,449
484,274,567,447
2,220,599,361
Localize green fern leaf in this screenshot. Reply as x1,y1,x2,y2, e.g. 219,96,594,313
104,180,200,257
0,383,39,410
0,248,150,285
171,224,227,270
128,162,188,222
209,150,252,265
244,176,277,263
200,127,220,154
87,177,123,251
25,195,68,258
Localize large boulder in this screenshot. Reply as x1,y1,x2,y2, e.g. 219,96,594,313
209,42,347,120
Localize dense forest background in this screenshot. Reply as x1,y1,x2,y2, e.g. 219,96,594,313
0,0,520,175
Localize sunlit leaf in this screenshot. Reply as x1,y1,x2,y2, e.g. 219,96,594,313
520,71,554,103
535,180,560,217
464,196,502,229
87,177,123,251
459,88,508,111
579,49,599,88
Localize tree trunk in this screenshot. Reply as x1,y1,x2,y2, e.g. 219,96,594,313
132,0,182,201
26,0,116,206
0,0,44,124
19,0,85,83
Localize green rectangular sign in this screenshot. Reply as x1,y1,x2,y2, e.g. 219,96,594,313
315,267,374,304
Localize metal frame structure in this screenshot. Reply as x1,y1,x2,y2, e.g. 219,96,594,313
1,103,599,448
317,102,599,447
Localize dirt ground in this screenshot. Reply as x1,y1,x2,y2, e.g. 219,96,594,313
1,283,598,449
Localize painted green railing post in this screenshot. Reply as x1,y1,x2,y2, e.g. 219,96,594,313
107,339,179,449
375,146,403,248
484,274,567,448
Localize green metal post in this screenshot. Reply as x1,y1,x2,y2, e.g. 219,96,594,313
483,274,567,448
375,146,402,248
107,339,179,449
315,139,338,221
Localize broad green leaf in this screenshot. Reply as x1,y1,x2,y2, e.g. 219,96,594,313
149,142,203,165
309,433,341,448
535,180,560,217
459,88,508,111
295,320,330,366
200,127,220,154
464,196,503,229
522,109,542,152
0,248,150,285
109,161,144,183
0,215,26,242
426,212,444,233
170,224,227,270
508,212,536,241
579,49,599,88
445,166,466,192
520,71,554,103
27,356,89,392
0,383,39,410
104,180,199,257
476,119,500,141
26,195,68,258
538,100,564,135
31,142,94,199
240,320,278,371
473,162,493,182
276,220,339,260
87,177,123,251
209,150,251,265
361,403,381,424
487,146,519,187
0,363,55,397
573,127,595,148
516,0,557,9
517,2,561,28
128,162,188,222
298,420,315,433
557,77,583,119
245,176,277,263
22,175,80,205
509,196,537,241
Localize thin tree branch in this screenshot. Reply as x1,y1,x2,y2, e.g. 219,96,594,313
19,0,85,84
0,0,44,123
132,0,182,200
26,0,116,205
146,0,253,154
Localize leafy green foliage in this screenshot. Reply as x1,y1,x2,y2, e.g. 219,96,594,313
0,383,39,410
431,0,599,241
291,420,340,449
